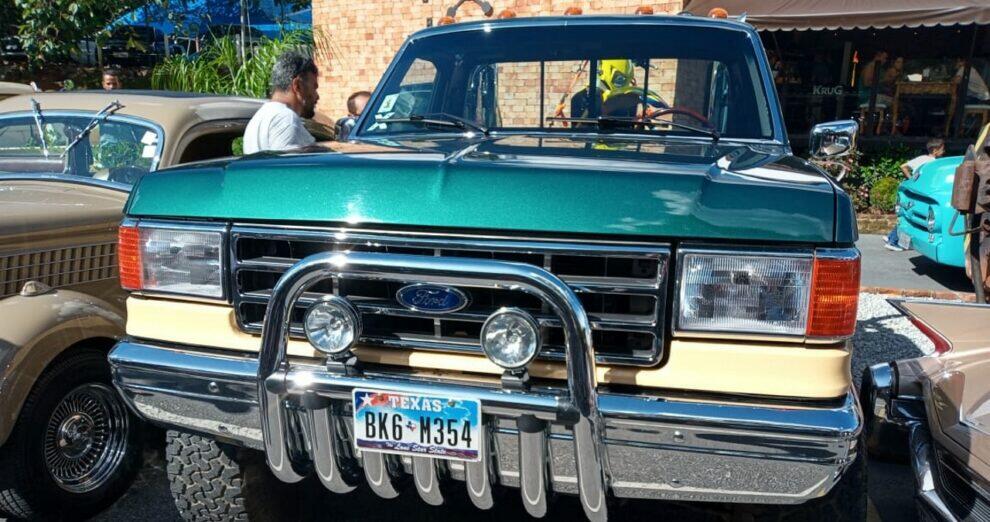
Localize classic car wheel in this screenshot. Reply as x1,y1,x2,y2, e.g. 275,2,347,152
166,430,304,521
0,348,142,520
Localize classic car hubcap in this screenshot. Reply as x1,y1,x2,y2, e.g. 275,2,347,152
43,383,129,493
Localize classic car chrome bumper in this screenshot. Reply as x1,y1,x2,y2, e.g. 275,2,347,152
109,251,862,519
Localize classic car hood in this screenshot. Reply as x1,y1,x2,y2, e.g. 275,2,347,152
128,136,847,243
900,156,963,200
0,180,127,249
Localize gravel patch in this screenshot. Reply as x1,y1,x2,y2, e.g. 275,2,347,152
851,292,940,379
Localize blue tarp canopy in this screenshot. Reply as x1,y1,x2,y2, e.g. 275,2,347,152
115,0,309,37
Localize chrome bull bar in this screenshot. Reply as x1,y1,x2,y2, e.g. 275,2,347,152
257,251,610,521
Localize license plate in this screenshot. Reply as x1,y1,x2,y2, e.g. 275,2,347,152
113,51,129,58
352,389,481,462
898,229,912,250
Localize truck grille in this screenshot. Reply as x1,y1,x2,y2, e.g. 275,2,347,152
229,226,669,366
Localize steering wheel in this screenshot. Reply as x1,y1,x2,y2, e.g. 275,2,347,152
645,107,713,129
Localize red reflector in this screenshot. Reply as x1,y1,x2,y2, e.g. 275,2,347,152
807,255,860,338
118,225,142,290
906,316,952,354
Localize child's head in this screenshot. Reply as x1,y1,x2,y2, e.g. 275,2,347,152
347,91,371,117
927,138,945,158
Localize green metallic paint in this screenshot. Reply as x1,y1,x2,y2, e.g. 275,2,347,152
128,137,842,243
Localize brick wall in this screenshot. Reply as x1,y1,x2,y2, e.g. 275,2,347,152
311,0,684,122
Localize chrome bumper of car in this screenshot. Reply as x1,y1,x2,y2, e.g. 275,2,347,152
109,251,862,519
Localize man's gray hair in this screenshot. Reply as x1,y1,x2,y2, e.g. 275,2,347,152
270,51,318,93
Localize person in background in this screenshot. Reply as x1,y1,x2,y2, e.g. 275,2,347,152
884,137,946,251
859,51,891,105
243,51,319,154
102,68,123,90
336,90,371,140
954,59,990,104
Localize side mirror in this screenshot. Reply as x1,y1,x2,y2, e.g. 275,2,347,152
810,120,858,159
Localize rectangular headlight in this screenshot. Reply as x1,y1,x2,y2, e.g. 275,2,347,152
678,251,813,336
118,223,224,299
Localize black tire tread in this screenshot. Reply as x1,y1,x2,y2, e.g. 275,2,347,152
166,430,248,521
166,430,301,522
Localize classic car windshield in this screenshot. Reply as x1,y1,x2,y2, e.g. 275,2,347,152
0,114,160,185
361,23,775,140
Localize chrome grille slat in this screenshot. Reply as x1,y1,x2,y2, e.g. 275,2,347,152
230,226,669,366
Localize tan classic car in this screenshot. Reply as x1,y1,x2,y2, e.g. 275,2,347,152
863,299,990,521
0,90,263,519
0,82,35,102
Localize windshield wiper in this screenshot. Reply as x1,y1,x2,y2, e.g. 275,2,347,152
379,113,488,136
547,116,720,142
30,98,49,158
60,100,125,161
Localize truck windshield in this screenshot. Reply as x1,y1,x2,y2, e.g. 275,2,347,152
360,22,776,140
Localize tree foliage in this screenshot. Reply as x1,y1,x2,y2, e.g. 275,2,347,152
13,0,141,63
151,29,332,98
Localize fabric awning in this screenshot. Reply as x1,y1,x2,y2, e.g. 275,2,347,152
682,0,990,31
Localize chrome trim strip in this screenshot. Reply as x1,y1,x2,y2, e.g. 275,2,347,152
910,424,959,522
362,450,402,499
465,427,495,509
309,407,359,493
412,457,444,505
518,420,550,517
256,251,609,520
0,173,131,192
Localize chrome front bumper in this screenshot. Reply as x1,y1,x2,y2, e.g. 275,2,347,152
110,251,861,520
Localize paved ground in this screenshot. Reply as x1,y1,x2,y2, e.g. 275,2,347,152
858,233,973,293
87,294,932,522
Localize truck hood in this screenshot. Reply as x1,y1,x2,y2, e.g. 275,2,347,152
900,155,963,201
0,179,127,251
129,136,848,243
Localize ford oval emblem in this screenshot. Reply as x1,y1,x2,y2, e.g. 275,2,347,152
395,284,469,314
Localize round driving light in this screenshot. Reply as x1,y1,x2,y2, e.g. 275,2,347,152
480,308,541,370
304,296,362,355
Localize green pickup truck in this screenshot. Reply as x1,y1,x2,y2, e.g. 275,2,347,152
109,15,865,521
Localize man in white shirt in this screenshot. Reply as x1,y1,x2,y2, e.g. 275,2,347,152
956,59,990,103
243,51,319,154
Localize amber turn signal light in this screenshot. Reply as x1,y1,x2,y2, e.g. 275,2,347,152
806,254,861,338
438,15,457,25
118,225,142,290
563,6,583,15
497,8,516,18
635,6,654,15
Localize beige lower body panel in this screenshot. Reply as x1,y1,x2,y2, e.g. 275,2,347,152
125,296,851,399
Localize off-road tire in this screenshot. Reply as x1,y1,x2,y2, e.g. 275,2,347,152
166,430,304,521
0,348,143,520
737,446,868,522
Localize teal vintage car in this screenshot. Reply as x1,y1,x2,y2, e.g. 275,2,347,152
896,156,968,267
105,15,868,522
